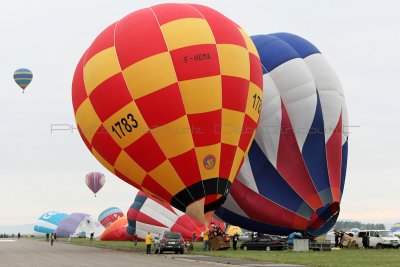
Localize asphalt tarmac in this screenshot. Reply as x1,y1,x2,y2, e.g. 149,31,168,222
0,239,304,267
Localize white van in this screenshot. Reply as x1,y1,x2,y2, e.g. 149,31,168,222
356,230,399,248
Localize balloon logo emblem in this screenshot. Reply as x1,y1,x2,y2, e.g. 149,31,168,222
203,155,216,170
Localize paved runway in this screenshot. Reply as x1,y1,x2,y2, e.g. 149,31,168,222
0,239,304,267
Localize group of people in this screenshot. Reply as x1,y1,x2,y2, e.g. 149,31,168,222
202,223,226,251
144,223,229,253
45,232,56,246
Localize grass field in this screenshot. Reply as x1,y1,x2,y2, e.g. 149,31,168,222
48,238,400,267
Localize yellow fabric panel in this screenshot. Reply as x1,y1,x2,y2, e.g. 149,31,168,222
75,99,102,143
148,160,186,195
245,82,263,123
217,44,250,80
228,148,244,182
221,109,245,146
195,144,221,180
92,148,116,172
83,47,120,95
161,18,216,51
114,150,147,185
122,52,177,99
102,102,149,149
238,28,259,57
178,76,222,114
151,116,194,158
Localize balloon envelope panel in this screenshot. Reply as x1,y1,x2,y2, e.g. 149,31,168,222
216,33,348,236
72,3,263,223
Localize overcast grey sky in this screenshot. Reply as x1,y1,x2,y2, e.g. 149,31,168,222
1,0,399,228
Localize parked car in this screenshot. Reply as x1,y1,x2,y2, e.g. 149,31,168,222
154,231,185,254
356,230,399,249
239,232,251,241
240,235,288,251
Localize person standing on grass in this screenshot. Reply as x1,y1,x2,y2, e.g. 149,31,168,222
232,232,239,250
192,232,197,242
362,233,369,249
203,229,210,251
145,232,153,254
334,231,340,247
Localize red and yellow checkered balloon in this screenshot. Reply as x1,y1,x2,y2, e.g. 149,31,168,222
72,3,263,224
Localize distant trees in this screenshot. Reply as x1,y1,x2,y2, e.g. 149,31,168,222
334,221,386,230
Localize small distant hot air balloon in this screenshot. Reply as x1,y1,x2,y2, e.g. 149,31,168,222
14,68,33,93
85,172,105,197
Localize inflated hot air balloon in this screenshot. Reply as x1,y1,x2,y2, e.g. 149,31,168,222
33,211,69,235
14,68,33,93
85,172,105,196
216,33,348,237
100,216,129,241
126,191,225,241
55,213,104,238
98,207,124,228
72,3,263,224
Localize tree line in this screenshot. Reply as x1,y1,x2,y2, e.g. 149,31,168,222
333,220,386,230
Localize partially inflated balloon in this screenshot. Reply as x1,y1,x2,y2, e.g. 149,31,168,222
85,172,105,196
98,207,124,228
216,33,348,236
126,191,225,241
33,211,68,234
72,3,263,224
14,68,33,92
55,213,104,238
390,223,400,234
100,216,129,241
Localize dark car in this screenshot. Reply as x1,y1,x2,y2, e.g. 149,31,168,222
240,235,288,251
154,231,185,254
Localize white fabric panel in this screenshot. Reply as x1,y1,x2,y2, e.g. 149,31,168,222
221,193,249,218
269,58,317,151
136,221,168,239
35,220,57,231
254,73,282,168
76,215,104,237
341,104,349,144
304,54,343,142
141,199,178,228
171,206,185,217
236,156,259,193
